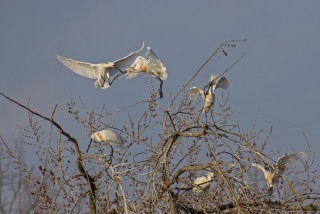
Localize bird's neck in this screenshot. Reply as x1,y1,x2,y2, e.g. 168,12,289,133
211,84,217,92
207,85,215,96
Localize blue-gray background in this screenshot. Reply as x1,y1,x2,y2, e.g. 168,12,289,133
1,2,319,172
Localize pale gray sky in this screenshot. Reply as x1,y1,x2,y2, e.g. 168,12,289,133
1,1,320,168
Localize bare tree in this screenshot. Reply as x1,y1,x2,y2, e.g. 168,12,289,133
1,40,319,213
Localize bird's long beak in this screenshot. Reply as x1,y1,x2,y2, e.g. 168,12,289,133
86,139,93,153
204,83,212,95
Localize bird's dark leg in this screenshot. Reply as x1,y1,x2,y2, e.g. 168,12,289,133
108,66,126,86
108,145,114,164
114,65,125,74
109,73,122,86
100,76,107,87
205,111,208,125
158,78,164,99
277,186,281,201
268,187,273,196
210,109,214,125
86,139,93,153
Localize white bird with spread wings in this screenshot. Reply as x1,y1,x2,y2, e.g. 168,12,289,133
57,42,144,89
125,47,167,99
189,74,229,114
252,152,306,192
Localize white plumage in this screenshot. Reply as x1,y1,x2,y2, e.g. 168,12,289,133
91,130,125,147
125,47,167,98
192,171,214,193
189,74,229,113
57,42,144,89
252,152,306,190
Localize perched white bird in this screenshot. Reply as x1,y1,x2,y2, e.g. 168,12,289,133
87,130,125,152
252,152,306,191
125,47,167,99
57,42,144,89
192,171,215,193
189,74,229,113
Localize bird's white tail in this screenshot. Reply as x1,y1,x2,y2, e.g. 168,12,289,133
160,70,168,81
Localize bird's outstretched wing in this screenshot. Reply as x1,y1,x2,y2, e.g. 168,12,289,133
111,42,145,77
252,163,268,174
145,47,167,80
189,87,204,101
253,151,270,164
216,77,229,90
276,152,306,175
57,55,99,79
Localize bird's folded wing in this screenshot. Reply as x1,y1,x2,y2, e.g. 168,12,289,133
109,131,126,145
124,56,146,79
108,140,125,147
57,55,99,79
111,42,145,76
189,87,204,101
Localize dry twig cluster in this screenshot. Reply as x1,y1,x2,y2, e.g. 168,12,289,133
1,40,319,213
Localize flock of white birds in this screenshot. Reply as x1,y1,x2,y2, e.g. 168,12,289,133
57,42,167,98
57,42,306,194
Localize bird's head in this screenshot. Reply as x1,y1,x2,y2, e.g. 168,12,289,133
90,133,97,141
91,131,104,142
203,82,214,95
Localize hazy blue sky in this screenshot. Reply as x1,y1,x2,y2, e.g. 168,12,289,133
1,1,320,168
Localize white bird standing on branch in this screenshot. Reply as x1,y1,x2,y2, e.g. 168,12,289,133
57,42,144,89
87,129,125,152
192,171,215,193
189,74,229,114
125,47,167,99
252,152,306,192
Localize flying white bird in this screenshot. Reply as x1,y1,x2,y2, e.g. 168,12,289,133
87,129,125,152
125,47,167,99
57,42,144,89
252,152,306,191
192,171,215,193
189,74,229,114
